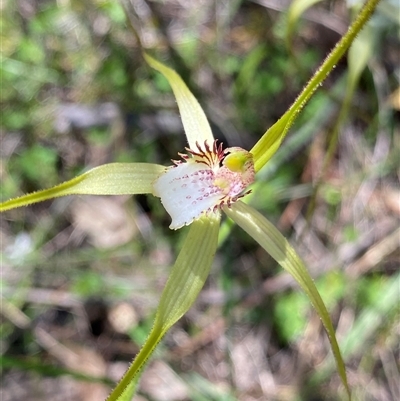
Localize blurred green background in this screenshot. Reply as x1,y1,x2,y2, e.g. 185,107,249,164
1,1,399,400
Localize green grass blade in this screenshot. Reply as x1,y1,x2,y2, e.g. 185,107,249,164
0,355,114,385
223,201,351,399
341,273,400,358
0,163,165,211
106,213,220,401
312,272,400,387
347,15,374,87
286,0,323,44
305,17,375,220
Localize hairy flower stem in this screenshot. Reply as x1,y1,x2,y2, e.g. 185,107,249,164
251,0,382,172
106,325,162,401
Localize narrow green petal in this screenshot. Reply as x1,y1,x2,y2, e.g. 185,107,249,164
0,163,165,212
144,53,214,149
106,213,220,401
223,201,351,399
155,213,220,328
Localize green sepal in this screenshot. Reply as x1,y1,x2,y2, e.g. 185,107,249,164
106,213,220,401
143,53,215,149
0,163,165,212
224,201,351,400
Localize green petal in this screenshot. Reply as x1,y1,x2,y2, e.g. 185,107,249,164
223,201,351,399
144,53,214,149
155,213,220,328
0,163,165,211
106,213,220,401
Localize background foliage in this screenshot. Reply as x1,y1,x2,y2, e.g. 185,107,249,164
1,1,399,400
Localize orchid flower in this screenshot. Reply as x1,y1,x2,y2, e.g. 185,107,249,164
0,1,381,399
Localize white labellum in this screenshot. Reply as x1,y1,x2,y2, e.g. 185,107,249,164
153,141,255,230
153,161,222,229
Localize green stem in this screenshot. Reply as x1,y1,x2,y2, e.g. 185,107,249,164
106,323,164,401
251,0,382,172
